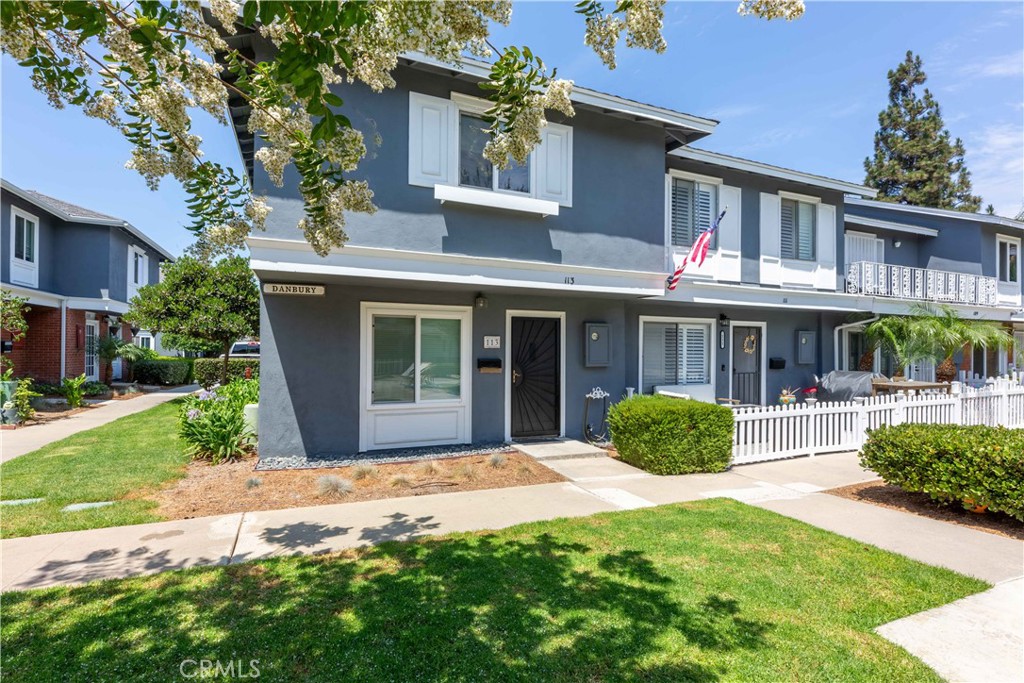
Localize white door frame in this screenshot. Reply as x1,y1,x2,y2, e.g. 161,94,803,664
504,309,566,442
728,320,767,405
84,319,100,382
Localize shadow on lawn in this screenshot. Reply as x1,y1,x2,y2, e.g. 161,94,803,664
3,527,771,682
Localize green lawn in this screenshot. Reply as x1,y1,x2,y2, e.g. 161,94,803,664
1,499,987,682
0,400,188,538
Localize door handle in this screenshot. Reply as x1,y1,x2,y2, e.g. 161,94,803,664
512,369,522,384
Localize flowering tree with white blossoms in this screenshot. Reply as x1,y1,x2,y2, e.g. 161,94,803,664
1,0,804,258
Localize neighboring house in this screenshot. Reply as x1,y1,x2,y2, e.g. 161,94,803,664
1,179,174,383
220,32,1023,458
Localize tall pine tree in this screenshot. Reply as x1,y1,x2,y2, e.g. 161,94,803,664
864,51,982,212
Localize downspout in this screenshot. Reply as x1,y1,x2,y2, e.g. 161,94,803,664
59,297,67,378
833,316,878,371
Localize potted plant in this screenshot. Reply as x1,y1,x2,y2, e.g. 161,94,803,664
1,400,19,425
779,386,797,405
804,387,818,405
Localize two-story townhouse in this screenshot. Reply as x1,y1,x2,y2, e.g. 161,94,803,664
1,179,175,383
840,198,1024,379
229,29,1019,460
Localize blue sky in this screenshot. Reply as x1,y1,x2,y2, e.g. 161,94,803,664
2,1,1021,257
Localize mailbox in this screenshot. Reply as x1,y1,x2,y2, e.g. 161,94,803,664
477,358,502,374
584,322,611,367
769,357,786,370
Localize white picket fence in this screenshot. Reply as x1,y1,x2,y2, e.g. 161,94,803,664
731,373,1024,465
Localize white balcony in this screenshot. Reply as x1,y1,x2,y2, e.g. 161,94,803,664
846,261,999,307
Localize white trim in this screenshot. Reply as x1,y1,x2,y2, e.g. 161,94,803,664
434,184,558,217
728,320,767,405
670,147,876,197
84,319,100,382
66,298,130,314
9,205,40,288
449,91,489,114
666,167,723,186
504,310,566,442
843,214,939,237
846,196,1024,232
637,315,717,402
779,190,822,205
59,298,67,378
359,302,473,452
247,237,665,297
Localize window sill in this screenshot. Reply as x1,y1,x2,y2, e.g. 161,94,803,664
434,184,559,217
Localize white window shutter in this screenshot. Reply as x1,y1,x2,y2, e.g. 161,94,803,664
670,178,694,247
142,254,149,287
683,326,708,384
535,122,572,206
408,92,455,188
717,185,741,252
815,202,837,289
760,192,782,285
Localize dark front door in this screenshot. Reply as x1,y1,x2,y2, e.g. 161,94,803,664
732,325,762,405
511,316,560,439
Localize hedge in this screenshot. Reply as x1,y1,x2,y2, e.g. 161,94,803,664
607,395,734,475
861,423,1024,521
133,359,192,386
193,358,260,388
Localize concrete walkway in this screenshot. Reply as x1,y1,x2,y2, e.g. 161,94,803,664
1,449,1021,680
0,384,198,464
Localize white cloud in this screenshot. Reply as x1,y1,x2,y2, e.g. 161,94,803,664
965,121,1024,216
957,50,1024,79
705,103,762,120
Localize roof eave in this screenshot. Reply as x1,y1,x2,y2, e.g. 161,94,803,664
846,197,1024,231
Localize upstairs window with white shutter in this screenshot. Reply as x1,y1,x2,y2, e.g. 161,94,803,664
641,321,711,393
780,198,816,261
670,178,718,249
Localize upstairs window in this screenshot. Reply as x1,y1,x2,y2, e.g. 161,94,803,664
670,178,718,249
13,212,36,263
781,198,816,261
641,320,711,393
9,206,39,288
459,114,530,194
997,237,1019,284
128,246,148,298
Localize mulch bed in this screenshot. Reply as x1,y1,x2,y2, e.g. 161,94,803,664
147,451,565,520
827,480,1024,541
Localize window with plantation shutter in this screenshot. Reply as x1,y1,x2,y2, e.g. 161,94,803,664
641,321,711,393
670,178,717,249
780,198,816,261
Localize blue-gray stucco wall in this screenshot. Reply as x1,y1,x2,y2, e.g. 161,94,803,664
257,276,844,458
2,192,60,292
250,60,669,273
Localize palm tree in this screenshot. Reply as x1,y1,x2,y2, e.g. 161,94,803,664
864,305,1014,381
910,304,1014,382
863,314,933,379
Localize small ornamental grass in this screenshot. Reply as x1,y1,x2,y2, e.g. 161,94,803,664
861,423,1024,521
317,475,353,497
390,475,412,488
489,452,507,468
608,395,734,475
178,379,259,464
352,464,378,480
245,477,262,490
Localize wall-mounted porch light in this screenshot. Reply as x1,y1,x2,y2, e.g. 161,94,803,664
475,293,488,309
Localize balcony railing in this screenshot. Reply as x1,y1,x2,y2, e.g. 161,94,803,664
846,261,998,307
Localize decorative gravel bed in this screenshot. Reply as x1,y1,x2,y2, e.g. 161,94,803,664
255,442,511,470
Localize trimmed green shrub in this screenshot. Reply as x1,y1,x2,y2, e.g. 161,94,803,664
193,358,260,388
83,381,110,397
861,424,1024,521
608,395,734,475
61,374,88,408
133,359,191,385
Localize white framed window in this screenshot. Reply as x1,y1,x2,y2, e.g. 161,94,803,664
409,91,572,209
781,196,816,261
9,206,39,287
134,332,153,350
639,316,713,394
997,236,1019,285
128,245,148,298
668,173,718,250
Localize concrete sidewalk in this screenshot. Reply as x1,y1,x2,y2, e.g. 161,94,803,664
0,384,198,464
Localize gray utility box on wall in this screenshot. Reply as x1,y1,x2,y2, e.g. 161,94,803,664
796,330,816,365
584,322,611,367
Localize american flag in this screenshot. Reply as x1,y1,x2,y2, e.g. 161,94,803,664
666,208,727,291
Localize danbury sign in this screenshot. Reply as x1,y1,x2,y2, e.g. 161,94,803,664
262,283,325,296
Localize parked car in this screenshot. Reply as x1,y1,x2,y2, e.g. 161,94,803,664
221,340,260,358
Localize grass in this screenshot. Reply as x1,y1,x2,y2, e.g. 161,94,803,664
0,400,187,538
0,499,987,682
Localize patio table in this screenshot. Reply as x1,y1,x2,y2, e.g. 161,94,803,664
870,379,952,396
